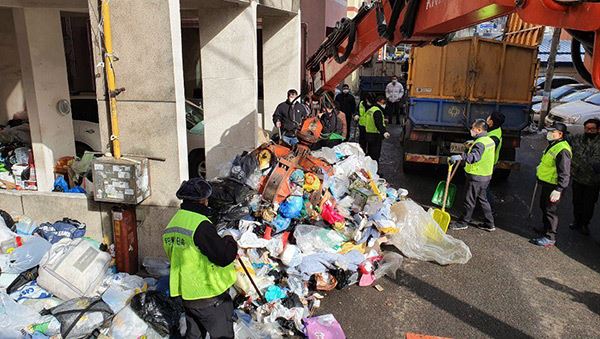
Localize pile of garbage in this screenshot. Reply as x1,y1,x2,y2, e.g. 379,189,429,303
0,142,471,338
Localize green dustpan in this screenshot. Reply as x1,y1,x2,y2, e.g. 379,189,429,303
432,181,457,208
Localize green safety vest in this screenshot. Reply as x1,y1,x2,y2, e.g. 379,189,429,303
487,127,502,165
163,210,236,300
536,140,572,185
464,135,496,177
358,101,368,127
365,106,386,134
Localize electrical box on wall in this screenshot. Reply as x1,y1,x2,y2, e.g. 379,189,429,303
91,156,150,204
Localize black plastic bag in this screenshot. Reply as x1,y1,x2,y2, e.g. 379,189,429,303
6,266,38,294
130,291,185,337
330,269,353,290
0,209,15,231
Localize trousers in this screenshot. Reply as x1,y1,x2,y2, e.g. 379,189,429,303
572,180,600,227
184,293,234,339
365,133,383,162
385,101,402,124
460,178,495,227
539,182,560,240
358,126,367,152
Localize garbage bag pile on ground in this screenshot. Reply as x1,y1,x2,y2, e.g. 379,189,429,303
0,141,471,338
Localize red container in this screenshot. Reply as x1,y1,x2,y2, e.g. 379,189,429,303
112,206,139,274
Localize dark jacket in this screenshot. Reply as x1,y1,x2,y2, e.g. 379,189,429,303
181,200,237,268
272,100,307,136
335,93,357,117
537,139,572,192
567,133,600,186
320,110,344,137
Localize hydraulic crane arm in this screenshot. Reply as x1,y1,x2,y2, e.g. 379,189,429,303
306,0,600,94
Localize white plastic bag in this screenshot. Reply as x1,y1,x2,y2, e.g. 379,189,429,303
388,200,472,265
101,273,147,313
110,306,148,338
293,225,347,254
0,292,42,338
5,235,52,274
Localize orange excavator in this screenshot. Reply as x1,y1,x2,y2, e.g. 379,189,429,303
306,0,600,93
259,0,600,204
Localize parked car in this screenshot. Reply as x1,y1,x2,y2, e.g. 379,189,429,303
544,92,600,134
534,76,579,95
72,97,206,177
531,88,599,123
531,83,589,104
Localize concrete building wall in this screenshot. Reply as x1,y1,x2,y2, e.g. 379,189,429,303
0,8,24,124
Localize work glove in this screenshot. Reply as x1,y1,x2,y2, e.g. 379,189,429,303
550,190,561,203
448,155,462,164
383,132,391,139
353,115,360,122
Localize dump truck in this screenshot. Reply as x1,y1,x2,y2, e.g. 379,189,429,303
402,37,539,178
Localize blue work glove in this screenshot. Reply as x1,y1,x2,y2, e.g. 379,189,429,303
448,155,462,165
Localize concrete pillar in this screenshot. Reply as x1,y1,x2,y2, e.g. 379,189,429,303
0,8,25,125
262,12,302,131
89,0,188,207
13,8,76,191
199,2,259,179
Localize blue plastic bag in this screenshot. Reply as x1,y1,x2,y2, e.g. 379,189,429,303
272,215,292,233
53,176,85,193
279,196,304,219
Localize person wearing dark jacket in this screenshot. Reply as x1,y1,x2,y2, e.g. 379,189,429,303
315,101,345,149
163,178,238,339
272,89,306,146
335,84,356,139
485,111,505,205
449,119,496,232
530,122,572,247
568,118,600,235
364,96,390,162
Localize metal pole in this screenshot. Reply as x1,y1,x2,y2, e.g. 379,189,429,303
101,0,122,159
538,28,561,131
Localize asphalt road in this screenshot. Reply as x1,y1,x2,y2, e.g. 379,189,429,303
317,125,600,339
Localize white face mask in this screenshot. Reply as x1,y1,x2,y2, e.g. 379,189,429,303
546,131,557,141
381,104,386,109
470,129,477,138
392,80,397,84
343,89,350,94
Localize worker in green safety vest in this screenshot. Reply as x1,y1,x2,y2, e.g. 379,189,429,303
163,178,238,338
530,122,572,247
354,93,373,152
364,95,391,162
449,119,496,232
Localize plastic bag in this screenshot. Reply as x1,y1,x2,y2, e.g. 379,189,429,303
0,292,42,338
130,291,185,337
143,257,170,277
293,225,347,254
303,173,321,192
328,176,350,200
388,200,472,265
101,273,147,313
10,280,52,303
374,251,403,280
110,306,148,338
279,195,304,219
44,297,112,339
304,314,346,339
5,235,52,274
271,215,292,233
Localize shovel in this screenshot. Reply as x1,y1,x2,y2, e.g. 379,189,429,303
432,161,460,232
431,162,460,208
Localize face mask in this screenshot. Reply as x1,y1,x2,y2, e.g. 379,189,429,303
546,132,556,141
470,129,477,138
381,104,386,109
343,89,350,94
392,80,397,84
